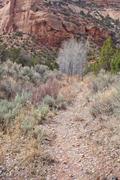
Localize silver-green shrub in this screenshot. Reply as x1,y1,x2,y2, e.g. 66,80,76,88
91,70,119,93
91,82,120,117
0,92,30,130
43,95,55,107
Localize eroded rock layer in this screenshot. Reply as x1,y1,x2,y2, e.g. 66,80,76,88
0,0,119,46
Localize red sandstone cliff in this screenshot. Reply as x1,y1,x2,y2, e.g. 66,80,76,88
0,0,119,47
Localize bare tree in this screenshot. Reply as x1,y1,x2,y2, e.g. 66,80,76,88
57,38,88,79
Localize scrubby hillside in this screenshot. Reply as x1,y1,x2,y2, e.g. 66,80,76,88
0,1,120,180
0,37,120,180
0,60,69,179
0,63,120,179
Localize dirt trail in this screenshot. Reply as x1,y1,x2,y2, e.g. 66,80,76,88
45,82,120,180
0,81,119,180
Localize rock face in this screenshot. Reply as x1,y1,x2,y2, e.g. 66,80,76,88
0,0,119,47
91,0,120,7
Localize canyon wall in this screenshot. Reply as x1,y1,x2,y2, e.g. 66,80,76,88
91,0,120,7
0,0,119,46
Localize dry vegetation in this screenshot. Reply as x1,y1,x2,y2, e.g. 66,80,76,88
45,73,120,179
0,37,120,179
90,70,120,118
0,60,70,179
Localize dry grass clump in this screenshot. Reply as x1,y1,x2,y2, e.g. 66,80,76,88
0,130,52,179
90,70,116,93
59,76,82,103
13,104,49,139
0,92,30,132
32,78,60,105
90,71,120,118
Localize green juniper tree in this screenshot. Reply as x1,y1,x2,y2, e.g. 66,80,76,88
111,50,120,73
99,36,115,71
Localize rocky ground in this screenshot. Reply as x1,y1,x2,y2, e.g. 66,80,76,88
45,80,120,180
0,78,120,180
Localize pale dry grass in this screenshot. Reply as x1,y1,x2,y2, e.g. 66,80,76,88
0,119,49,179
90,73,120,118
59,76,82,103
